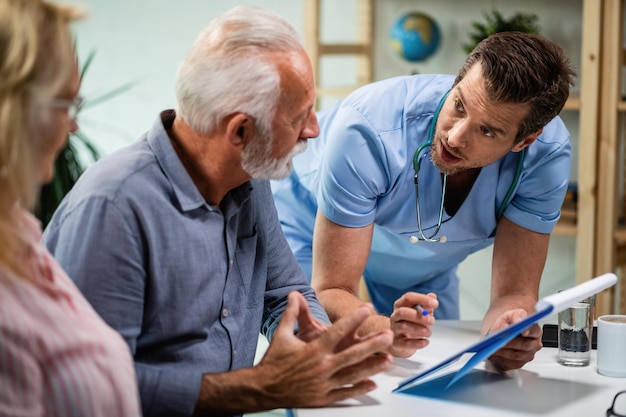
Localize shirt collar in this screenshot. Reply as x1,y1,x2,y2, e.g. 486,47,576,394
147,110,206,212
147,110,253,214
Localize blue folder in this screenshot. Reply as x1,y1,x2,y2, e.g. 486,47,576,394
393,273,618,393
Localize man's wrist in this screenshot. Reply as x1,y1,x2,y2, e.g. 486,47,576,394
195,367,275,416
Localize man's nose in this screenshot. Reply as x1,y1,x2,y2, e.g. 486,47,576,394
303,111,320,139
447,120,469,148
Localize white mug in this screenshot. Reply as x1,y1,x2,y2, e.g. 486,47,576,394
597,315,626,377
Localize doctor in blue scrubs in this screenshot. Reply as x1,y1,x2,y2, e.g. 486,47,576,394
272,32,576,369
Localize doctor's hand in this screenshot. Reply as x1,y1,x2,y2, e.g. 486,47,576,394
388,292,438,358
485,308,542,371
254,291,393,409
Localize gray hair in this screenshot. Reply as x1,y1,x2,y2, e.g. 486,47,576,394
175,6,303,136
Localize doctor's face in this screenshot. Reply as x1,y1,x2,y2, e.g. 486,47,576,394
430,63,535,176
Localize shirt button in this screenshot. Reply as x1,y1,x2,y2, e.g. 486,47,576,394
229,259,234,267
222,308,228,318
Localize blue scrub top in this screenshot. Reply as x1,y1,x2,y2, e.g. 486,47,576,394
272,74,572,319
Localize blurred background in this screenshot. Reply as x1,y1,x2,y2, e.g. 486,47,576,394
57,0,626,322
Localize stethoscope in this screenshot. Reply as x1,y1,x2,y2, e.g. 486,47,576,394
409,91,526,244
412,139,447,243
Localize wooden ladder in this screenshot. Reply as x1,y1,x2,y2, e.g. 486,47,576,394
303,0,374,108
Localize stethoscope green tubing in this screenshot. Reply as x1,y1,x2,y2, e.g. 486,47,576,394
411,90,525,242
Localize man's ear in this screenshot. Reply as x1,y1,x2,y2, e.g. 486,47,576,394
227,113,255,147
512,128,543,152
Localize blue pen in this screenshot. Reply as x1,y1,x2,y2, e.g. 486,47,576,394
415,304,429,316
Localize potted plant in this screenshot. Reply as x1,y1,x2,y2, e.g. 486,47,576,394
35,49,135,227
462,9,540,54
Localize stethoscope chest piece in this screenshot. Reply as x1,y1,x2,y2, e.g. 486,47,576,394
409,234,447,244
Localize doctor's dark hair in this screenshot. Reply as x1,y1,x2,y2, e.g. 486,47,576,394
453,31,576,142
175,5,303,137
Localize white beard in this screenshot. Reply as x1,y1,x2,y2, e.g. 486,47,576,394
241,133,308,180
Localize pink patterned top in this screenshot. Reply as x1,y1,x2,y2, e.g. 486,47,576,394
0,209,141,416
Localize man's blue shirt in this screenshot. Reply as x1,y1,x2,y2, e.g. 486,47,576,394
43,110,329,417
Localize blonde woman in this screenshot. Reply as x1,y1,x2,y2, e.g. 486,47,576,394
0,1,140,415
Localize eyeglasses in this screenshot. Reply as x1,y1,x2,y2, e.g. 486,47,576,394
48,95,83,121
607,390,626,417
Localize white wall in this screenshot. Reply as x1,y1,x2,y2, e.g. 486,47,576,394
62,0,581,319
64,0,306,154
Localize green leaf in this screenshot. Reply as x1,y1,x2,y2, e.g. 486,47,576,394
80,49,96,82
82,80,138,109
35,45,136,227
463,9,540,53
71,130,100,162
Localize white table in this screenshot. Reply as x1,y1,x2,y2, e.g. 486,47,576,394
293,320,626,417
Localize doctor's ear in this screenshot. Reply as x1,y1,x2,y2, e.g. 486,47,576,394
513,128,543,152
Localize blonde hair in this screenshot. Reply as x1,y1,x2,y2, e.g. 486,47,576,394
0,0,82,278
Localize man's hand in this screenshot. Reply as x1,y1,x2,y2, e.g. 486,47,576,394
292,291,331,343
389,292,438,358
255,291,393,408
485,308,543,371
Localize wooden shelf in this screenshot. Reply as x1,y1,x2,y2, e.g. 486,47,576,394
615,226,626,265
318,87,361,97
554,94,579,237
563,95,581,111
318,43,370,55
615,226,626,244
554,222,577,236
554,206,577,236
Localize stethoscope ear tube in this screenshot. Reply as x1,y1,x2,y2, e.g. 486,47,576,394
497,148,526,221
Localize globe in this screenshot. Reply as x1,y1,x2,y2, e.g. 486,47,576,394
390,12,441,62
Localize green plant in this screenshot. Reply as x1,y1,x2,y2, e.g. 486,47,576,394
462,9,540,54
35,49,135,227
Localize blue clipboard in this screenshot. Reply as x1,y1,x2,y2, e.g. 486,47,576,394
393,273,617,393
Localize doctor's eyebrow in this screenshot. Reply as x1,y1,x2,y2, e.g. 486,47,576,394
456,86,508,138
